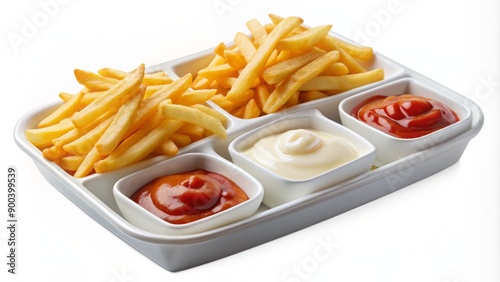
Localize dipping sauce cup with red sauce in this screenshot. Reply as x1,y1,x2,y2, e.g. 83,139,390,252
113,153,263,235
339,78,473,166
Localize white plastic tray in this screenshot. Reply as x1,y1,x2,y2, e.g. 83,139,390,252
14,35,484,272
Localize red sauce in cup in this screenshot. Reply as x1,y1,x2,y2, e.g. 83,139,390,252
351,94,460,138
131,169,248,224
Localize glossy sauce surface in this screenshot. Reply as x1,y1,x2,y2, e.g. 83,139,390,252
351,94,460,138
241,129,358,180
131,169,248,224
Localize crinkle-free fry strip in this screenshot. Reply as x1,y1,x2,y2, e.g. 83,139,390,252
94,119,184,173
225,16,303,102
71,64,144,129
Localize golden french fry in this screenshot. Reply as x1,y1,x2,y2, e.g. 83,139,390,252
211,79,225,91
26,118,75,149
169,133,192,148
269,14,370,73
254,83,271,112
38,90,85,128
276,25,332,51
197,63,238,80
224,49,247,70
299,67,384,92
263,22,276,33
320,62,349,76
63,115,114,155
191,104,227,124
80,91,106,105
159,103,227,138
52,108,117,148
94,119,184,173
264,49,280,68
97,67,137,79
154,138,178,156
74,146,103,178
268,14,284,25
210,94,236,111
57,155,84,172
210,89,254,112
231,105,245,118
284,91,300,108
52,128,82,148
71,64,144,129
225,16,304,102
263,50,339,113
176,89,217,106
74,69,119,91
192,76,214,90
202,53,227,68
214,42,228,57
234,32,256,63
142,72,173,86
192,55,225,89
144,85,164,98
328,36,374,61
230,89,255,109
246,18,268,46
299,90,328,103
110,112,164,157
58,92,74,103
275,50,300,63
177,123,205,137
95,84,145,155
98,67,173,85
124,73,192,137
215,76,237,89
262,47,326,84
42,145,67,161
243,98,260,119
316,37,366,74
216,76,260,89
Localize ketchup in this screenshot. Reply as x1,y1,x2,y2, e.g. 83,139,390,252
351,94,460,138
131,169,248,224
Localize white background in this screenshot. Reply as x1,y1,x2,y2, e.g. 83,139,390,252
1,0,499,281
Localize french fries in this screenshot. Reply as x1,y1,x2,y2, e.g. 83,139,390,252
263,50,340,113
93,119,185,173
300,67,385,93
26,64,227,177
26,118,75,148
225,16,304,102
159,103,227,138
38,90,85,128
192,14,383,117
276,25,332,52
95,84,146,155
71,64,145,129
26,14,385,177
262,47,326,85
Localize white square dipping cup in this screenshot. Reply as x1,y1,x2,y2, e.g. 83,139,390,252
229,109,376,208
113,153,264,235
339,78,473,167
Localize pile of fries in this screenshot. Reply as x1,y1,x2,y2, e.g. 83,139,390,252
25,14,384,177
193,14,384,118
26,64,227,177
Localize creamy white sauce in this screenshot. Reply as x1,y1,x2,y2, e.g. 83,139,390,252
241,129,358,180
